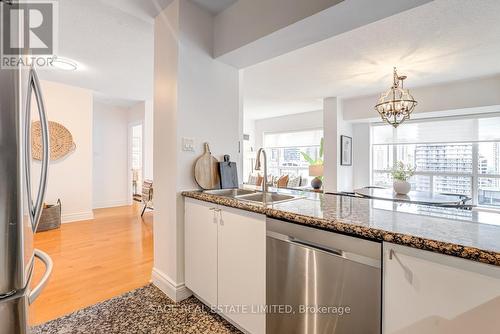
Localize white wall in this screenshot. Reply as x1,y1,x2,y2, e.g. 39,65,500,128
93,100,153,209
243,117,256,180
243,117,256,148
34,80,94,222
153,0,240,301
252,110,323,148
92,102,129,209
343,75,500,121
128,101,144,123
214,0,432,68
323,98,339,192
154,0,180,299
352,123,370,189
214,0,341,59
127,101,145,200
144,100,154,180
323,97,353,192
126,101,154,181
338,104,353,191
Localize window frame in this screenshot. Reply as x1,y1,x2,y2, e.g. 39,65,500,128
263,128,324,179
371,139,500,208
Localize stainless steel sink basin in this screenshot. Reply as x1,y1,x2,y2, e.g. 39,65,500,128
203,188,302,204
204,189,257,197
237,193,298,204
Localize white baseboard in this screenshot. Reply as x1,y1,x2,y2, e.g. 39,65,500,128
152,267,192,302
93,199,131,209
62,211,94,223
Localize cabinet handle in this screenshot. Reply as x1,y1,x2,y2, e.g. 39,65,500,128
388,249,414,284
209,208,222,212
216,209,223,225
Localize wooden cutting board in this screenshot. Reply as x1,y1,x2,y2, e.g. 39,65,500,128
194,143,220,190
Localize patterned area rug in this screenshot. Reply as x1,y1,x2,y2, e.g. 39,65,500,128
33,285,241,334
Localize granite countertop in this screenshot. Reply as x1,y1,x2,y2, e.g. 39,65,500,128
182,188,500,267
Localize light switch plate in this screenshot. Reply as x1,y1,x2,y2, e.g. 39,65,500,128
182,137,195,152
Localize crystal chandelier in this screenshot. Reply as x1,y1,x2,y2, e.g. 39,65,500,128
374,67,417,127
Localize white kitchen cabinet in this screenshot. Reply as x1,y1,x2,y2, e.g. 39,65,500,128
185,198,219,306
217,205,266,334
383,242,500,334
184,198,266,334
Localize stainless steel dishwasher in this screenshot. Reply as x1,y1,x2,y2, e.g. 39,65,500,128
267,219,381,334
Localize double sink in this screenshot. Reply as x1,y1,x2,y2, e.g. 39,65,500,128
204,188,302,205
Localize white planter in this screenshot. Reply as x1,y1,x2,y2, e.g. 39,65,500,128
393,180,411,195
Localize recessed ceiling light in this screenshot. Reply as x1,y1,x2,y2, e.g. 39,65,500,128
51,56,78,71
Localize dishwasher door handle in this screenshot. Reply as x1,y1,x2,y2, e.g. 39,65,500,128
267,231,345,258
267,231,381,268
289,238,345,258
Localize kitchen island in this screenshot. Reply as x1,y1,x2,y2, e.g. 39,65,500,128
182,188,500,266
182,188,500,334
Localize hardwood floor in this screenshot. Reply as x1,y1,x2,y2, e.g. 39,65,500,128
30,204,153,325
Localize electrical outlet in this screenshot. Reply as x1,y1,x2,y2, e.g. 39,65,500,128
182,137,195,152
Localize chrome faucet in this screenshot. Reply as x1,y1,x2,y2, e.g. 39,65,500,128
255,148,268,193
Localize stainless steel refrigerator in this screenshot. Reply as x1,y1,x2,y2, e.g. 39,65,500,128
0,2,53,332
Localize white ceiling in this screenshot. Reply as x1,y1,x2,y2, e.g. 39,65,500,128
99,0,237,21
38,0,155,105
242,0,500,120
38,0,237,106
191,0,238,15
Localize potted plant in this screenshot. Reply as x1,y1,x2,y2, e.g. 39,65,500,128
301,138,324,189
391,161,415,195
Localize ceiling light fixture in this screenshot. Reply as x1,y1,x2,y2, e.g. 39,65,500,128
50,56,78,71
374,67,417,127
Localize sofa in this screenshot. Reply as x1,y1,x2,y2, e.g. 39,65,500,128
246,173,309,190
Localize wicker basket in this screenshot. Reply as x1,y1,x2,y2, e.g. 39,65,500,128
37,199,62,232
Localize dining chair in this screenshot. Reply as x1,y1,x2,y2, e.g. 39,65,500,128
141,180,154,217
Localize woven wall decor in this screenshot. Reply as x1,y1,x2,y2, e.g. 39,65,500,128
32,121,76,161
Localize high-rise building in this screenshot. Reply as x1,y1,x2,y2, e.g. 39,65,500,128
415,144,473,195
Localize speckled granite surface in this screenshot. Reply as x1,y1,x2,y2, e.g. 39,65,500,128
182,190,500,266
33,285,240,334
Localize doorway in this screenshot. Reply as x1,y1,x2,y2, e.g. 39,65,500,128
129,122,143,202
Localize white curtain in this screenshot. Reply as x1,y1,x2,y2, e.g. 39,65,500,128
372,115,500,145
264,129,323,148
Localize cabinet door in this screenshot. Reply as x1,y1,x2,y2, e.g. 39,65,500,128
185,198,219,306
218,206,266,334
383,243,500,334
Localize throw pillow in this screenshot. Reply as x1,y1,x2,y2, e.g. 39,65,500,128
272,175,279,187
300,176,310,187
247,174,257,185
256,175,264,186
287,176,302,188
277,175,289,188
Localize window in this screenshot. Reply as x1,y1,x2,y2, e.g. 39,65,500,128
478,142,500,206
264,129,323,179
371,115,500,208
372,143,473,195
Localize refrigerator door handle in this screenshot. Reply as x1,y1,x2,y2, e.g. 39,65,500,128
29,249,53,304
25,67,50,232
